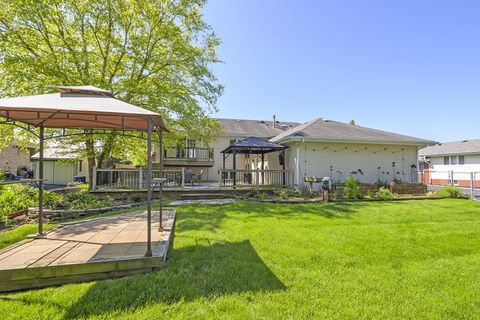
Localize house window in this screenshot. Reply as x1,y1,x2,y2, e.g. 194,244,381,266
78,160,83,172
459,155,465,165
450,156,458,165
229,138,239,145
444,156,450,165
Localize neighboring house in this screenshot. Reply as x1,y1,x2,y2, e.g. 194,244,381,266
0,144,34,175
158,116,434,185
31,150,89,185
419,139,480,187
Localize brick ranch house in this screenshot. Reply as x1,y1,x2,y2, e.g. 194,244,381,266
158,117,435,187
419,139,480,188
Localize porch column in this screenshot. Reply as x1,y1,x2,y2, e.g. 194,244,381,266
282,150,286,186
261,153,265,185
37,124,45,236
145,116,153,257
158,128,164,230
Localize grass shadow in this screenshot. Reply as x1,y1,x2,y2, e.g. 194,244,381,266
176,201,367,233
63,240,285,319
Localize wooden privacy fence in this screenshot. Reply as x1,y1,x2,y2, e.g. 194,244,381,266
219,169,293,188
93,167,184,190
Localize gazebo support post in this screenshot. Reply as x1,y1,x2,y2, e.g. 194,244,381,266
158,128,164,230
222,152,226,186
232,149,236,188
145,116,153,257
37,124,45,236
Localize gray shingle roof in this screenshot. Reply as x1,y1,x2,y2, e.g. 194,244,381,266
216,118,300,138
270,118,434,145
419,139,480,157
221,136,287,154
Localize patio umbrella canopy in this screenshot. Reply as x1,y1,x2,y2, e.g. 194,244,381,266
0,85,167,257
0,85,167,131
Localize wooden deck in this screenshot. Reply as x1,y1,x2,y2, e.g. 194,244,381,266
0,209,175,292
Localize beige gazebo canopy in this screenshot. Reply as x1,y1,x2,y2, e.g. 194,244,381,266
0,85,167,257
0,85,167,131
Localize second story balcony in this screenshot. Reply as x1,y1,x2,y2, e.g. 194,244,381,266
163,147,215,167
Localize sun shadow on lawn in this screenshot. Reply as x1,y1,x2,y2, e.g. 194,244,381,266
63,240,286,319
177,201,365,233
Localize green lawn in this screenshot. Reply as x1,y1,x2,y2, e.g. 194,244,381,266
0,224,56,250
1,199,480,319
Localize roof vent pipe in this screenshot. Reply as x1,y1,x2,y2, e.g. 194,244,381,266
273,115,276,128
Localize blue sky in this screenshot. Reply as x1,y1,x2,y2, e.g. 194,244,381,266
203,0,480,142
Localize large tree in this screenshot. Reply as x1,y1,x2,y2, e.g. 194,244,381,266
0,0,223,185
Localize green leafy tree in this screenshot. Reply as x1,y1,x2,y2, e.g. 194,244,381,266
0,0,223,186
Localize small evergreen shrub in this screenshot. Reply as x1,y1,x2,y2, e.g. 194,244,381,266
436,186,462,198
343,176,361,199
376,187,396,200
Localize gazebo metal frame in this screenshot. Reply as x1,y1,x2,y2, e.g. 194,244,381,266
0,86,168,257
221,137,288,187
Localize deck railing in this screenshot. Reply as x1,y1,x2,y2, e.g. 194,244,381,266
164,147,214,162
219,169,293,188
93,167,184,190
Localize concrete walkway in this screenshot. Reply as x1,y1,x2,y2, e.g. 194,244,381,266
0,210,175,270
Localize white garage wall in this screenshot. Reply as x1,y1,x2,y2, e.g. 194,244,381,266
281,141,419,185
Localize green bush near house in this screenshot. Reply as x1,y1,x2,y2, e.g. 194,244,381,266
436,186,463,198
65,192,114,210
291,187,311,199
343,176,361,199
376,187,396,200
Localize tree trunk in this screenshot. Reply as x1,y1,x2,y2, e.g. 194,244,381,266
85,132,96,190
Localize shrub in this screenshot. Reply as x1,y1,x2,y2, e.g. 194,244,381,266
256,191,270,200
0,185,64,222
292,187,311,199
436,186,462,198
128,194,144,203
65,191,113,210
43,191,65,208
376,187,396,200
273,188,290,200
343,176,361,199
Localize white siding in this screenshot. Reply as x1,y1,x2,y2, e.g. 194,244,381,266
34,160,76,185
428,154,480,181
282,141,419,185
